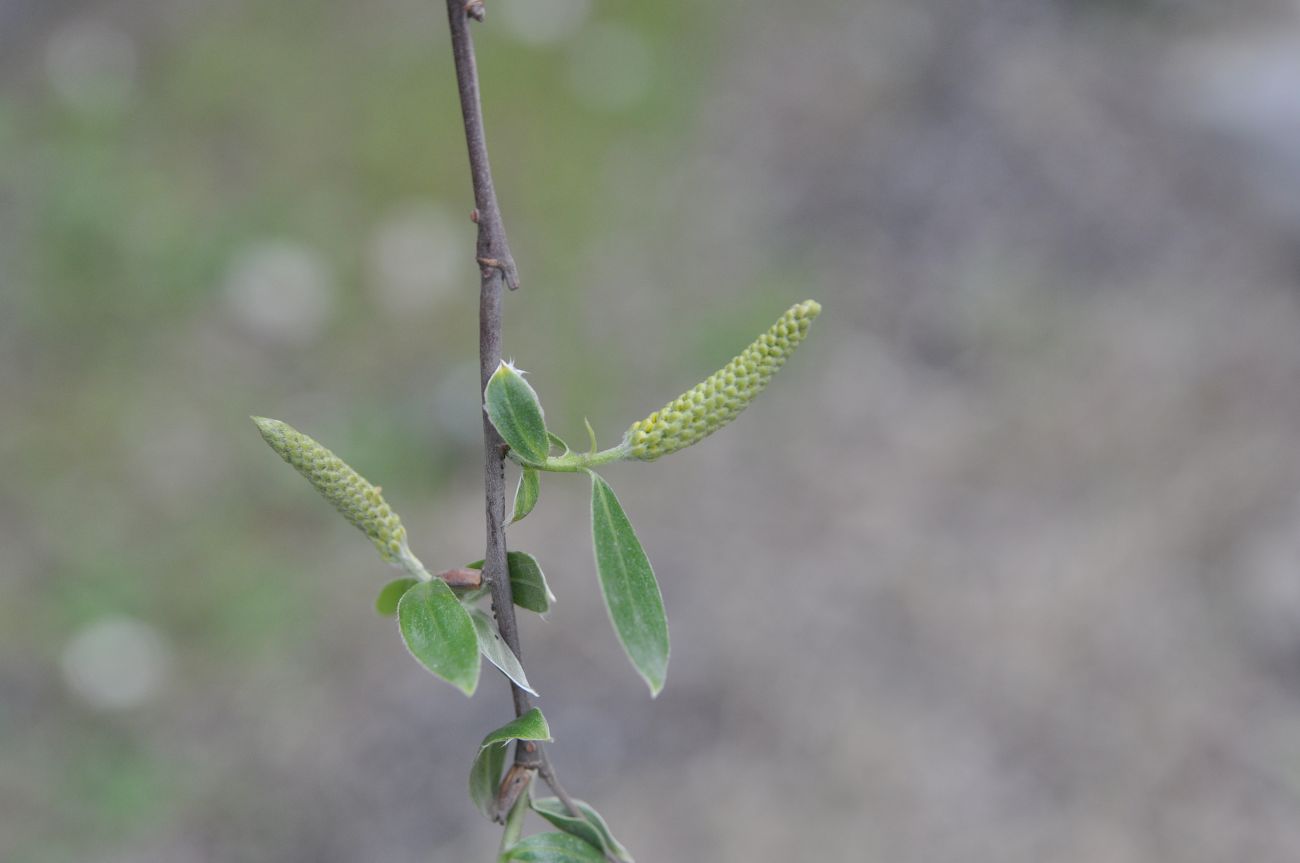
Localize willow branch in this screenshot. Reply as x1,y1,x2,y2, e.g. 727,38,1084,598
442,0,583,823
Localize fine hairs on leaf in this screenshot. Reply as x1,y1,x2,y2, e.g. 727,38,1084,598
248,0,822,857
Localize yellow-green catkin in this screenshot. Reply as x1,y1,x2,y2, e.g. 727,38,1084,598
252,417,416,568
623,299,821,461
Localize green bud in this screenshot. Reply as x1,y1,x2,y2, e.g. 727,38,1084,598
622,300,821,461
252,417,420,571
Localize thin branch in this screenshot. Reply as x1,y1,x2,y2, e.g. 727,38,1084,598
444,0,528,719
442,0,583,824
446,1,518,293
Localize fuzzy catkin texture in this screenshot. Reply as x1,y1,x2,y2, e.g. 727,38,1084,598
253,417,408,562
623,299,821,461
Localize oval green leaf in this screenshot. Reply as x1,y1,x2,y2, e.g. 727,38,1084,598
512,467,540,524
503,832,606,863
465,551,556,614
588,472,669,696
375,577,419,616
397,580,480,696
506,551,555,614
468,707,551,820
532,798,635,862
485,362,550,465
469,608,536,695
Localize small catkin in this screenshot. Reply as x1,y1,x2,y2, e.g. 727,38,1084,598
253,417,409,563
623,299,821,461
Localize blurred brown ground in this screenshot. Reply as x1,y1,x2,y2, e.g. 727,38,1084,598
3,0,1300,861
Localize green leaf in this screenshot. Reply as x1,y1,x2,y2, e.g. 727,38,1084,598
469,737,508,821
506,551,555,614
548,432,571,455
397,580,480,696
466,551,556,614
375,577,419,616
485,362,550,465
470,608,536,695
532,798,635,862
503,832,606,863
589,472,669,696
469,708,551,820
512,467,540,524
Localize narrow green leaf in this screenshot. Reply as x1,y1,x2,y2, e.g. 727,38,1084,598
503,832,606,863
583,417,598,456
468,708,551,820
470,608,537,695
485,362,550,465
532,798,635,862
588,472,669,696
397,580,480,696
375,577,419,616
511,467,541,524
547,432,571,455
466,551,556,614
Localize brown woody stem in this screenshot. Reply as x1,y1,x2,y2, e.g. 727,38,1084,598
442,0,586,830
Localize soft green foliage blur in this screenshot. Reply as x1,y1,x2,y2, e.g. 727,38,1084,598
0,2,721,860
11,0,1300,861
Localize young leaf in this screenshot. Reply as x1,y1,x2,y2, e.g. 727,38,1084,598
485,362,550,465
505,551,555,614
466,551,556,614
512,467,540,524
588,472,669,696
468,708,551,820
468,737,508,821
532,798,635,862
397,580,480,696
503,832,606,863
547,431,571,455
482,705,550,748
469,608,537,695
375,577,419,616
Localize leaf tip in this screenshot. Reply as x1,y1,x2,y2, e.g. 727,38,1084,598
644,664,668,698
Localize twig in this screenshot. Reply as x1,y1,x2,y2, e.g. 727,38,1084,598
445,2,519,293
442,0,583,824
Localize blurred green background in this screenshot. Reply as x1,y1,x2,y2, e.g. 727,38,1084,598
5,0,1300,860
